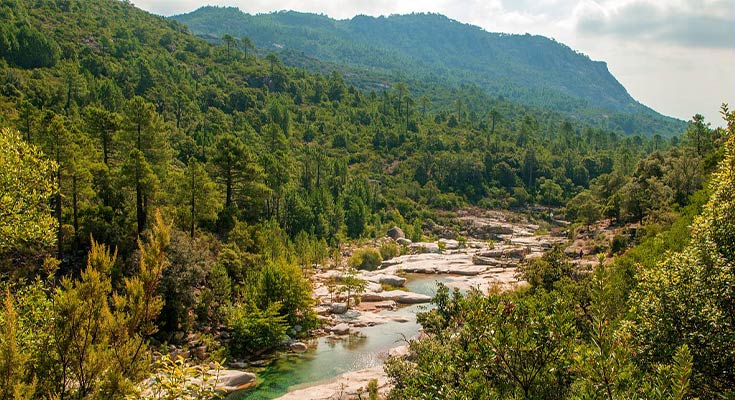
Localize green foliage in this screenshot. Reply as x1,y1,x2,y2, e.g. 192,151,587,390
0,128,57,253
53,239,120,398
293,231,329,269
340,268,367,308
171,159,222,237
539,177,564,209
0,211,173,399
0,278,51,400
226,302,287,358
0,2,717,398
367,378,379,400
253,257,317,331
346,196,368,238
610,234,628,255
0,290,36,400
517,245,574,291
566,190,602,229
379,240,400,261
157,230,213,334
175,8,685,137
52,212,170,398
132,354,222,400
629,107,735,396
387,286,577,399
571,260,636,399
348,247,383,271
1,25,60,69
196,261,231,328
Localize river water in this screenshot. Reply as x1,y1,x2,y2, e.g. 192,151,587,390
231,274,457,399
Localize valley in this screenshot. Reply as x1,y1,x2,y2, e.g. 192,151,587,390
0,0,732,399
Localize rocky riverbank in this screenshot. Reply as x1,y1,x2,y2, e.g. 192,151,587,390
270,209,568,399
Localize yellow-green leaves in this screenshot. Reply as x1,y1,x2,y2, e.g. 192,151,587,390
0,127,57,252
131,355,222,400
630,105,735,395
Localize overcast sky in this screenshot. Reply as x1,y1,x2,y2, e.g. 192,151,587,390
134,0,734,127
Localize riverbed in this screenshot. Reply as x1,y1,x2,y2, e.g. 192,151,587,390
230,275,453,399
233,210,566,399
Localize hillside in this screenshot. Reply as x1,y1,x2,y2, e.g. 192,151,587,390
1,1,732,399
173,7,686,136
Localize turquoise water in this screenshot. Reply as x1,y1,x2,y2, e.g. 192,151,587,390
231,274,454,399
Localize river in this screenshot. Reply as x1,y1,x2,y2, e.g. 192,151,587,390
230,274,457,399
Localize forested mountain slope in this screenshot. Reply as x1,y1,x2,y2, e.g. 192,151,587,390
0,0,673,266
174,7,686,136
0,1,731,399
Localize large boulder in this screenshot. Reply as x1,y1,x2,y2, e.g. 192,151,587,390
365,273,406,287
387,226,405,240
462,220,514,239
377,274,407,287
396,237,412,246
387,345,411,359
472,255,502,266
391,291,432,304
330,323,350,335
472,256,517,268
477,247,527,259
367,290,432,304
290,342,308,353
214,370,257,392
330,303,348,314
361,292,387,302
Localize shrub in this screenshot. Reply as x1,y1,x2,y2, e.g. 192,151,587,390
348,248,383,271
137,355,222,400
227,302,287,358
610,235,629,255
380,241,400,260
517,246,574,291
367,378,379,400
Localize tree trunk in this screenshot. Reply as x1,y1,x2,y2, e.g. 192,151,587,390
225,167,233,209
55,143,63,260
56,178,63,260
72,175,79,250
190,167,195,238
316,160,321,188
136,122,142,151
136,165,145,235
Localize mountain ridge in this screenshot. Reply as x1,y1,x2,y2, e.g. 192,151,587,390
174,6,686,136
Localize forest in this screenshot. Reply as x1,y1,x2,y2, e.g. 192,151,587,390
174,7,686,137
0,0,732,399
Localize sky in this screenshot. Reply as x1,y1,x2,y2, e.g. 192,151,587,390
134,0,735,126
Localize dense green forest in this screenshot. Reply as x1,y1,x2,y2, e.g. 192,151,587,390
387,108,735,399
0,0,731,399
174,7,686,137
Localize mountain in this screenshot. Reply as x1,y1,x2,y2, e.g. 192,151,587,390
0,0,674,256
174,7,686,136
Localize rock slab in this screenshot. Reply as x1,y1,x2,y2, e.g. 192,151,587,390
214,369,257,392
274,366,389,400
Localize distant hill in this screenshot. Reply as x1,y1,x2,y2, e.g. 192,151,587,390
174,7,686,136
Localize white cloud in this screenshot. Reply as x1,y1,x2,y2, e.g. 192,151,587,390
576,0,735,48
134,0,735,126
